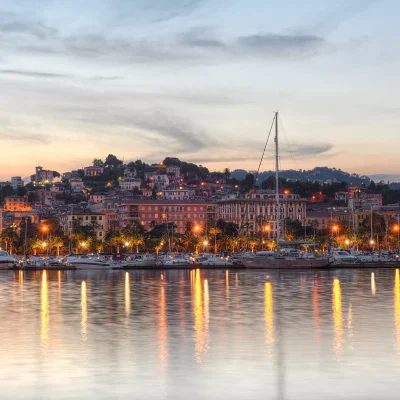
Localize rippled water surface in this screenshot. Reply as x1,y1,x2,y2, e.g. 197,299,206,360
1,268,400,399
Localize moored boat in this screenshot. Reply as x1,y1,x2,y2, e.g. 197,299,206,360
0,250,17,269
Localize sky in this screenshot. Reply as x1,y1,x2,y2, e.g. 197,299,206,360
0,0,399,181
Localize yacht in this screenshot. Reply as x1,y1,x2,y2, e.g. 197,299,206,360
194,255,233,266
241,250,331,269
331,249,357,264
0,250,17,269
125,254,158,267
239,112,332,269
65,254,112,270
163,255,192,266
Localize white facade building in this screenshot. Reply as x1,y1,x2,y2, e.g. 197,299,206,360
217,192,307,236
11,177,24,191
120,178,141,191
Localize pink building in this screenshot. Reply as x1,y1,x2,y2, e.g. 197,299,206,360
84,166,104,176
116,200,216,234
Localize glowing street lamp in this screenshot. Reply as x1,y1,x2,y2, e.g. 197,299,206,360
394,222,400,251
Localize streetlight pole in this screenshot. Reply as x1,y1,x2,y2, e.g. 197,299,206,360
394,214,400,252
370,206,373,244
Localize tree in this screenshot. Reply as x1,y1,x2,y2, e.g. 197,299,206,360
248,236,259,253
227,236,239,253
49,236,64,256
223,168,231,179
104,230,124,253
0,227,19,254
93,158,104,167
209,227,222,253
27,237,42,256
242,173,255,191
105,154,122,167
125,232,144,253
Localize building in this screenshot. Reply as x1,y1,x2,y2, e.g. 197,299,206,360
166,165,181,178
90,194,106,203
31,166,57,185
335,191,349,202
306,211,335,230
59,212,109,241
216,192,307,236
83,166,104,176
70,177,85,192
123,168,137,178
119,178,141,191
157,188,194,201
150,175,169,188
117,200,216,234
349,192,383,210
10,177,24,191
4,196,31,211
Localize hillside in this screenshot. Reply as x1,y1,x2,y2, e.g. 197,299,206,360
231,167,371,185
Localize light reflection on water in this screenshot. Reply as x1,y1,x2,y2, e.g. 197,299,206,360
1,268,400,399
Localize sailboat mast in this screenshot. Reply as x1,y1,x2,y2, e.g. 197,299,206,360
275,112,280,246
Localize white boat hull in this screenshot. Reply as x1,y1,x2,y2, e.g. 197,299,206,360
69,262,112,270
0,261,15,269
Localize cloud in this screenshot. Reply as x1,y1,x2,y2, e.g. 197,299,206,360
237,33,326,57
289,143,334,156
0,69,71,78
0,132,51,144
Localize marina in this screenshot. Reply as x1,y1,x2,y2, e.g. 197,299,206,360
1,267,400,400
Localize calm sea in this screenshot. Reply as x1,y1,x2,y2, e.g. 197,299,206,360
1,268,400,400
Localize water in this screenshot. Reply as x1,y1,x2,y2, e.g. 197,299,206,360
1,268,400,400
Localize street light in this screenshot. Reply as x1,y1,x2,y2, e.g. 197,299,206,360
393,223,400,252
345,239,350,248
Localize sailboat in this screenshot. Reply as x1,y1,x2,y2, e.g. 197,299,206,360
240,112,332,269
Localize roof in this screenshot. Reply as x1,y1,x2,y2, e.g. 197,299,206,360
118,199,213,206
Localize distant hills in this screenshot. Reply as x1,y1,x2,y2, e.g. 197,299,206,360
231,167,372,186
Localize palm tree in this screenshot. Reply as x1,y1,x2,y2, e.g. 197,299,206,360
181,231,195,252
227,236,239,253
49,236,64,256
209,227,221,253
223,168,230,182
104,230,124,253
0,227,19,255
310,219,319,240
90,238,105,253
129,232,144,253
28,237,42,256
248,237,259,253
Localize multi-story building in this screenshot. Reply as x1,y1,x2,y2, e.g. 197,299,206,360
70,177,85,192
349,192,382,210
117,200,216,234
119,178,141,191
216,192,307,236
59,212,109,241
157,188,194,201
83,166,104,176
4,196,31,211
166,165,181,178
31,166,57,185
10,177,24,191
90,194,106,203
149,175,169,188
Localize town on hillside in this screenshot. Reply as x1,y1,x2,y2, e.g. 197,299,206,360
1,154,400,255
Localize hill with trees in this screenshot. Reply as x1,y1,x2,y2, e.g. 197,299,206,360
231,167,371,185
